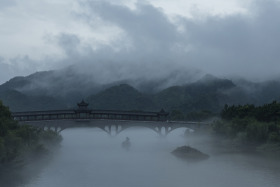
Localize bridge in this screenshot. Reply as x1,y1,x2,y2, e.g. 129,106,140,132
12,100,208,136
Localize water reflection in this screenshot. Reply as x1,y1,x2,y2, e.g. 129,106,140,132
16,127,280,187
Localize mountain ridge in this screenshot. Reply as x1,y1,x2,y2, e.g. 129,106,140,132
0,70,279,113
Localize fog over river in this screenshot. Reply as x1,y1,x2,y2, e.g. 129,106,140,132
19,127,280,187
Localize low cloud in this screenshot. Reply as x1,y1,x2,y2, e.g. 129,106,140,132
1,0,280,84
182,0,280,80
53,1,204,85
58,0,280,83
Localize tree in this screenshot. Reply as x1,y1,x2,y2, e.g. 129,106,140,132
0,100,62,164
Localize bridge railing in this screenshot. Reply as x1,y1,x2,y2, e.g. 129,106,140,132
12,108,169,122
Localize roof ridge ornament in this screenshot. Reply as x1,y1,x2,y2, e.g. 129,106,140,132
77,99,89,110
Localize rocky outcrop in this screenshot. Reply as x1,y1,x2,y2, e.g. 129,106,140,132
172,146,209,161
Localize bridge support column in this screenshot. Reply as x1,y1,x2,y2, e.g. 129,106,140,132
115,125,122,135
164,126,168,136
155,126,168,137
108,125,112,136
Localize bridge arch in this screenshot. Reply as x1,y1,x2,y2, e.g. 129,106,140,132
16,118,207,137
54,125,195,136
114,125,163,136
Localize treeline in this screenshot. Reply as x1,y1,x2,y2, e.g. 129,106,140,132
0,101,62,165
212,101,280,146
221,101,280,122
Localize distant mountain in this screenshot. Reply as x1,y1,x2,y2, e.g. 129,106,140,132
0,89,29,111
0,69,106,107
86,76,236,113
226,79,280,105
1,69,280,113
87,84,154,111
153,75,235,112
0,89,65,111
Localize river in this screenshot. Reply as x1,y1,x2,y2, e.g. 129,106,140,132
16,127,280,187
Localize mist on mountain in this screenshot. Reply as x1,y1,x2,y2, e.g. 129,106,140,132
1,69,279,114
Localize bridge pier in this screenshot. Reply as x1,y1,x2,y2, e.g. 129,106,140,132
108,125,112,135
153,126,167,137
99,125,120,136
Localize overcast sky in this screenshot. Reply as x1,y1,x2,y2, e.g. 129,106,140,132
0,0,280,84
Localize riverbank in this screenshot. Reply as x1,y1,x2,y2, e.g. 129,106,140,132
0,143,60,187
0,101,62,186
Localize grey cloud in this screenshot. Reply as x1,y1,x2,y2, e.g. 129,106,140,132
0,0,16,10
65,1,199,86
181,0,280,80
71,0,280,82
0,56,38,84
8,0,279,86
87,2,181,50
57,33,81,56
0,59,12,84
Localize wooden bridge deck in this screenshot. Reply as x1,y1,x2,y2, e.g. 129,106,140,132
12,108,169,122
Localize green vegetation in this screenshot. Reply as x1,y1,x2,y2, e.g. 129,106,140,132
86,78,234,114
0,101,62,165
221,101,280,122
212,101,280,153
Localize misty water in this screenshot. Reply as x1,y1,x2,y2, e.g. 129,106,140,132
18,126,280,187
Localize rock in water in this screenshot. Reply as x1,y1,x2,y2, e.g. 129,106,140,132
172,146,209,161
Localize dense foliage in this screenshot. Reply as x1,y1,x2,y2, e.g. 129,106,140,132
221,101,280,122
0,101,62,164
213,101,280,147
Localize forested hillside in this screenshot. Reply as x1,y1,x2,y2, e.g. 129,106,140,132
0,71,280,116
